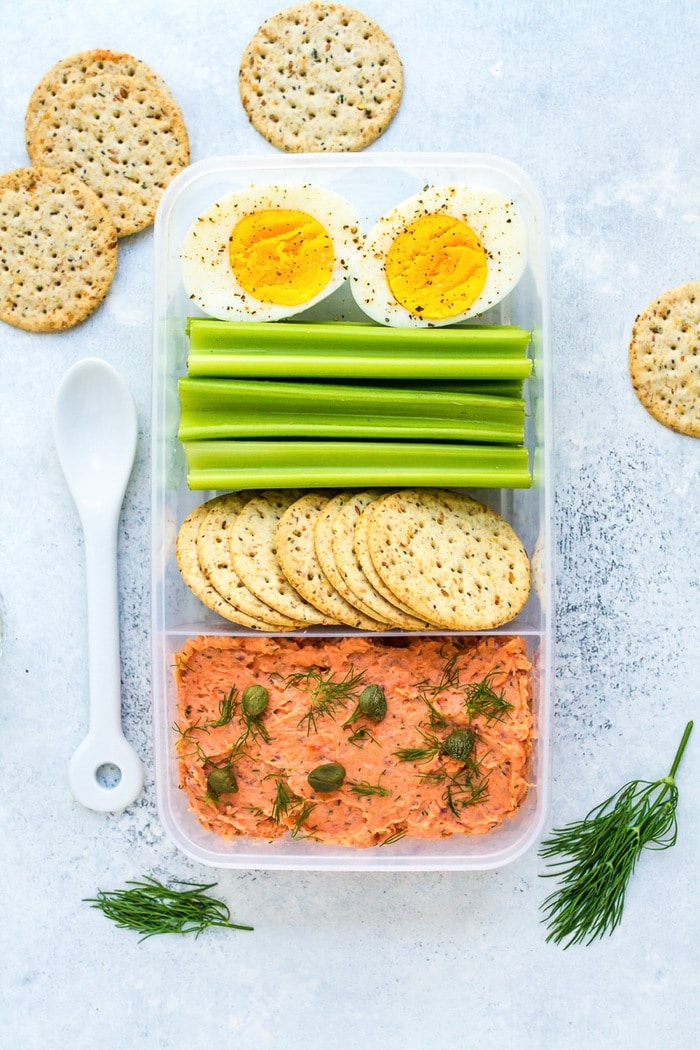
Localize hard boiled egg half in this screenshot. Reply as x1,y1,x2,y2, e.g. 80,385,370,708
180,184,362,321
350,185,527,327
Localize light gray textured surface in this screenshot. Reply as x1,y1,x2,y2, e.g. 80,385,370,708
1,1,698,1047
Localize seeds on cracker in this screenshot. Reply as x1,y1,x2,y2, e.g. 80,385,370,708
175,502,290,631
329,489,430,629
27,73,190,237
275,492,385,629
24,48,177,149
176,487,532,633
0,166,118,333
628,281,700,438
196,492,304,629
229,490,336,625
239,1,404,153
314,491,391,624
364,488,531,631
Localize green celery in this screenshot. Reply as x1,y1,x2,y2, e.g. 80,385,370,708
177,376,526,444
182,440,531,490
186,318,532,380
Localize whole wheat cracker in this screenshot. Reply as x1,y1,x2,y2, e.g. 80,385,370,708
313,491,391,625
353,492,434,620
365,488,531,631
239,1,403,153
230,490,336,625
197,493,304,629
0,166,117,333
25,49,176,149
27,73,190,237
628,281,700,438
176,502,293,631
330,489,431,629
276,492,384,629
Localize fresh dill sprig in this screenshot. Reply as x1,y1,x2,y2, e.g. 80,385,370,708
414,651,462,713
172,686,238,744
268,776,317,837
347,725,381,748
290,799,317,838
418,756,489,815
396,725,488,816
84,877,253,940
462,669,512,723
349,773,391,798
380,828,407,846
273,665,366,735
270,776,302,824
539,720,693,948
395,728,443,764
207,687,238,727
413,652,512,727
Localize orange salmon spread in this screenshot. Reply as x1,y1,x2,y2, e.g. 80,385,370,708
174,634,533,848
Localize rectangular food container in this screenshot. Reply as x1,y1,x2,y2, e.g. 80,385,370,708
150,152,553,870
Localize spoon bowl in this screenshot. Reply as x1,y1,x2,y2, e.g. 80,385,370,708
54,357,144,812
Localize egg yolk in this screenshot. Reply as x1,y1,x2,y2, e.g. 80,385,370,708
228,208,335,307
385,213,488,320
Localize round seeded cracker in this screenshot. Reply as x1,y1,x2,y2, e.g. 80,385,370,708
330,490,432,629
230,491,336,625
353,493,435,620
176,502,292,631
0,166,117,332
276,492,384,629
27,73,190,237
25,48,177,148
197,493,304,629
239,1,403,153
628,281,700,438
365,489,531,631
313,491,391,625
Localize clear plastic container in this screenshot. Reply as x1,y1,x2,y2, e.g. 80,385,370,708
151,152,553,870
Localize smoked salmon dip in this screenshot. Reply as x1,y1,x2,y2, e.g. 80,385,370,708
174,634,534,848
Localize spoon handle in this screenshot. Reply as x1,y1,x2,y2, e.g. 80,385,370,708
83,508,122,735
68,505,144,812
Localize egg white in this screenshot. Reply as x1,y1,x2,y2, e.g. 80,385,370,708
180,184,362,321
349,185,528,327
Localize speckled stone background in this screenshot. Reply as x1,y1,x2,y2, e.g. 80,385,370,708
1,1,698,1047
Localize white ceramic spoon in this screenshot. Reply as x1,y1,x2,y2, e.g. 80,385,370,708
53,358,144,812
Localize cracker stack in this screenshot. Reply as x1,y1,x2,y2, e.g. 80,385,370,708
176,488,531,632
0,49,189,332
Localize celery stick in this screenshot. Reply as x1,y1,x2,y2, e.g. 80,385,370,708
177,377,526,443
186,318,532,380
182,440,531,490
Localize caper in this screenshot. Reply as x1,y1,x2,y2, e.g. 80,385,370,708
241,684,269,718
307,761,346,794
442,728,476,762
207,766,238,799
358,684,387,723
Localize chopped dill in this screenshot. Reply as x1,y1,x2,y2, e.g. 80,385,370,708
272,664,366,735
395,728,443,764
463,668,512,723
290,800,317,838
420,758,490,815
348,773,391,798
207,686,238,728
347,725,381,748
267,776,317,838
380,829,407,846
270,776,302,824
413,649,512,727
